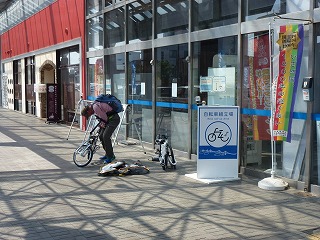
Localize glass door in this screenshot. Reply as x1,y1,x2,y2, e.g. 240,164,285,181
155,44,189,152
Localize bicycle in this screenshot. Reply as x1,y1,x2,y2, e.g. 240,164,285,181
155,134,177,170
73,118,101,167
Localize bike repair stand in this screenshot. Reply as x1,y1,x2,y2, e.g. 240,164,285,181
80,114,98,142
66,96,83,140
112,104,146,154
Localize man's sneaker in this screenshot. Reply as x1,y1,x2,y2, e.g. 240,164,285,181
99,155,107,160
103,155,116,164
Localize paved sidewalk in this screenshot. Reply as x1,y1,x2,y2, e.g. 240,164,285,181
0,108,319,240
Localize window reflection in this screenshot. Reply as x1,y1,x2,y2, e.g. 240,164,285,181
155,44,189,151
243,0,309,21
105,54,125,102
105,8,125,48
105,0,113,7
86,0,102,15
87,57,104,101
87,16,104,51
155,0,189,38
192,0,238,31
128,49,152,142
59,47,80,123
128,0,152,43
0,0,55,34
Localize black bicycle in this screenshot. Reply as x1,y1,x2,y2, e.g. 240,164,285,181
155,134,177,170
73,119,101,167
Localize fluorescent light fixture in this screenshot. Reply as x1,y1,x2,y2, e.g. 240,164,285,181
157,7,167,15
134,13,144,21
180,2,187,8
144,10,152,18
109,21,120,28
165,4,176,12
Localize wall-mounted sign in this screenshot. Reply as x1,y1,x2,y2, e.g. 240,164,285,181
34,84,47,93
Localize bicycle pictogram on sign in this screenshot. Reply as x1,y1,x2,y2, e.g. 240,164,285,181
205,121,232,148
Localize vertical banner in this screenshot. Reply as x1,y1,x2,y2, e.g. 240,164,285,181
46,84,60,123
197,106,239,179
272,24,304,142
248,34,271,140
131,61,137,95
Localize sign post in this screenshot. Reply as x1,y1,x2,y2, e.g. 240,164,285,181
186,106,240,183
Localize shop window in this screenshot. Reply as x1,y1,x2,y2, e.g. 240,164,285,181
192,0,238,31
242,25,309,180
87,15,104,51
128,49,152,143
25,56,36,115
127,0,152,43
191,36,238,154
155,44,189,152
155,0,189,38
58,46,80,123
313,24,320,185
104,7,125,48
105,0,112,7
87,0,102,15
13,60,22,111
87,57,104,101
243,0,309,21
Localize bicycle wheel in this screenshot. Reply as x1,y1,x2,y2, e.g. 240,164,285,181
73,143,93,167
168,146,176,169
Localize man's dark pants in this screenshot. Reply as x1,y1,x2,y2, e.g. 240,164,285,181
99,114,120,158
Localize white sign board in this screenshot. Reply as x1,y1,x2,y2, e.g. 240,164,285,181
197,106,239,179
34,84,47,93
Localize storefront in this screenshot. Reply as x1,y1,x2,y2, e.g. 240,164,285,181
0,0,319,192
85,0,319,192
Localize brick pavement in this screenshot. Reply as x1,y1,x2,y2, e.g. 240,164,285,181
0,108,319,240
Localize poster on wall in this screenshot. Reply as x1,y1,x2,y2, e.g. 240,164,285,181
200,76,213,92
46,84,60,123
106,79,111,94
272,24,304,142
207,67,235,106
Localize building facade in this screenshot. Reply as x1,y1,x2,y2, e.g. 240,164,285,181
0,0,85,124
1,0,320,193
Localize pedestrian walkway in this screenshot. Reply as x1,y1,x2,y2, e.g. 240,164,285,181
0,108,319,240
